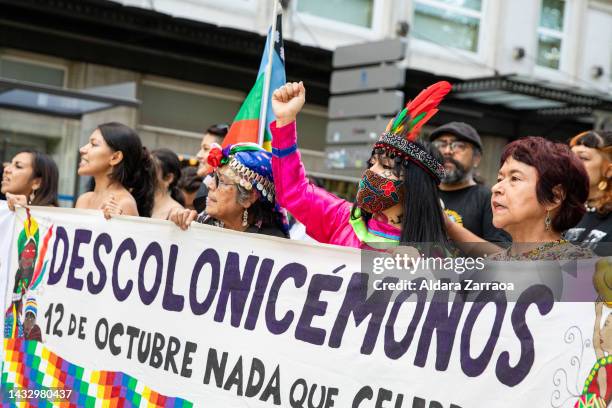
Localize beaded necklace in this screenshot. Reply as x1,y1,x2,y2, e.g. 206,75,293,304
505,239,569,261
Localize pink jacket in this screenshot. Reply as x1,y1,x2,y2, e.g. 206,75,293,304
271,121,400,249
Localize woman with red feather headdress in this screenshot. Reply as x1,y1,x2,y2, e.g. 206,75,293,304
269,81,451,248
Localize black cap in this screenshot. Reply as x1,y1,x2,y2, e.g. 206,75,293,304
429,122,482,151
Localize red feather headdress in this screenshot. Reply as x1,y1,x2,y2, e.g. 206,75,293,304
374,81,452,183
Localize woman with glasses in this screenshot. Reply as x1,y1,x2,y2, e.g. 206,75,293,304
566,130,612,254
170,143,289,238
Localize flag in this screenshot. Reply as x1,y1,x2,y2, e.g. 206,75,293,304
222,10,286,151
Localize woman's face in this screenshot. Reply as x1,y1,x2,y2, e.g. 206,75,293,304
1,152,37,196
153,157,169,191
601,314,612,352
491,157,547,232
206,168,247,224
370,154,401,181
571,145,605,191
78,129,115,176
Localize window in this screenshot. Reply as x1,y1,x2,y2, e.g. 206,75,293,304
139,83,241,134
536,0,566,70
413,0,484,53
296,0,374,28
0,57,65,87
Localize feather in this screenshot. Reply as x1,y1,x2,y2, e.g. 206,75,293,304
391,108,408,132
384,118,394,133
404,81,452,141
407,112,428,130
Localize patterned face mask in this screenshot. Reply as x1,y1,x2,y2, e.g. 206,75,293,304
356,169,404,214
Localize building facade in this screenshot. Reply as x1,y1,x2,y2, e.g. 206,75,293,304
0,0,611,203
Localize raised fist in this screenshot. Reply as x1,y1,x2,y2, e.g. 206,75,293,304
272,81,306,126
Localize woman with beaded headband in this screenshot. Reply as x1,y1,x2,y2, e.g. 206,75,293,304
170,143,289,238
566,130,612,255
269,81,451,248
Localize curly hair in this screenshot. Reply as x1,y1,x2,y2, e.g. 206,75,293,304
569,130,612,215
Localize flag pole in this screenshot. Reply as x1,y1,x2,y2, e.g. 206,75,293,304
258,0,280,147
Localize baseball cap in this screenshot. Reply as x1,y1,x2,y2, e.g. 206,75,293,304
429,122,482,151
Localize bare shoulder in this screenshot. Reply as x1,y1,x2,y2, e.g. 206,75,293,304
116,193,139,216
75,192,94,208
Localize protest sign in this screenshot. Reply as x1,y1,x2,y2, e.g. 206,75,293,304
0,206,603,407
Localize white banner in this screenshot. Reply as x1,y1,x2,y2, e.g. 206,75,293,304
0,201,16,363
0,206,602,407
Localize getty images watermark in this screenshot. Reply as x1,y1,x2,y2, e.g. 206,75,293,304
362,242,601,302
368,250,515,293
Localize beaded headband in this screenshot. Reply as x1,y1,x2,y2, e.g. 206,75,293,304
208,143,276,204
373,81,452,184
374,134,446,182
226,158,275,203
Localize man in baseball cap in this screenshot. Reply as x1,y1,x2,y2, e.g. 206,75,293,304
430,122,509,242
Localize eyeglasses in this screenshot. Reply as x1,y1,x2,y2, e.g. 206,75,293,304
432,140,469,152
212,172,235,190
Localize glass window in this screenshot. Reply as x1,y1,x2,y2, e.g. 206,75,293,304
139,84,241,134
297,0,374,28
536,0,566,70
0,58,65,87
430,0,482,11
413,0,483,53
539,0,565,30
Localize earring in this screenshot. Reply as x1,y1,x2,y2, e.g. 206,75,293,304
545,210,551,231
242,208,248,227
28,190,36,205
598,180,608,191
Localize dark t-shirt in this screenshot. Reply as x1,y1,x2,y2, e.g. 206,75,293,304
440,184,510,242
565,211,612,255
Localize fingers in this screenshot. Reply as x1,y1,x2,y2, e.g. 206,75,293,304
181,210,191,230
290,82,299,96
273,82,305,102
172,209,196,230
100,195,123,220
186,210,197,227
180,210,197,230
279,85,290,102
7,196,15,211
6,193,27,211
169,208,183,228
272,88,282,102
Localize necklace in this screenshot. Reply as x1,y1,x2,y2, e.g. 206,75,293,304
508,239,569,260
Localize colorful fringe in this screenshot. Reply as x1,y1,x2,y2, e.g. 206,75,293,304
1,339,193,407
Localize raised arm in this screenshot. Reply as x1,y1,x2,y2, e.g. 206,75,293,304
271,82,351,244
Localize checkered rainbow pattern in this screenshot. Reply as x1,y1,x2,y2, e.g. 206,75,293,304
1,339,193,407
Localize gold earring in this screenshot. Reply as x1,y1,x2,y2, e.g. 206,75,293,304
545,210,551,231
598,180,608,191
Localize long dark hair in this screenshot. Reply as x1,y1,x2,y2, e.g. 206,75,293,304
351,140,448,244
19,149,59,207
98,122,155,217
152,148,185,206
